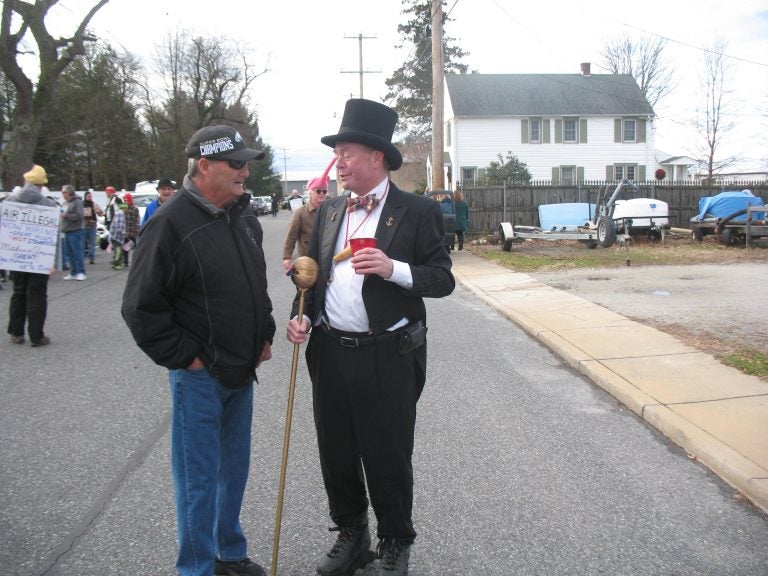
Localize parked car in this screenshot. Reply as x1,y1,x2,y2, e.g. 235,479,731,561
427,190,457,251
251,195,271,215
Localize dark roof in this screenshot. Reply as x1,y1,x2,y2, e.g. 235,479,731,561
446,73,654,117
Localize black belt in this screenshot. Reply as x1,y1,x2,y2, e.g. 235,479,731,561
321,322,403,348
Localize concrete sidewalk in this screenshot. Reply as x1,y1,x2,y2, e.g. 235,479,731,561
450,250,768,514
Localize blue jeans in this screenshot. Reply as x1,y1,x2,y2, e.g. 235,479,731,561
63,229,86,275
168,367,254,576
83,226,97,261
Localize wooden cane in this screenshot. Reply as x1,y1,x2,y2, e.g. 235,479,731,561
271,256,318,576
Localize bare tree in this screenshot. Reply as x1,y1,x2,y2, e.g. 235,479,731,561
0,0,109,189
600,32,674,110
145,32,270,179
695,37,739,182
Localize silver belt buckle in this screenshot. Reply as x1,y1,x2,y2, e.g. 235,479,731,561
339,336,359,348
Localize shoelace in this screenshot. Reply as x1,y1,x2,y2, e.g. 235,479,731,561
327,526,357,558
376,537,403,569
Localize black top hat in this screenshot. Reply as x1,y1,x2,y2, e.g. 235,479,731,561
185,125,265,162
321,99,402,171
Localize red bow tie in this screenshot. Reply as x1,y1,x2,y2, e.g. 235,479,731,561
346,194,379,213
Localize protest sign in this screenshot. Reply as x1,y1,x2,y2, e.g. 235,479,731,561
0,201,60,273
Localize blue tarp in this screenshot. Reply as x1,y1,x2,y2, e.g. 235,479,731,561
694,190,764,221
538,203,596,230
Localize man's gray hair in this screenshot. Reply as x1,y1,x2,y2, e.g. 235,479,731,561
62,184,75,194
188,158,200,178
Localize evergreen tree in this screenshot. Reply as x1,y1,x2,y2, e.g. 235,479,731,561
384,0,469,138
479,152,532,185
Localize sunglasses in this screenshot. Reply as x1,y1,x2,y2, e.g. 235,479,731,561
314,190,328,195
211,158,248,170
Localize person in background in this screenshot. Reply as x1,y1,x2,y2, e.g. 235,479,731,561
103,186,120,230
109,199,127,270
453,188,469,250
270,193,280,218
60,185,87,281
122,192,140,267
281,158,335,271
6,164,58,347
122,125,275,576
286,99,455,576
82,190,103,264
141,177,176,227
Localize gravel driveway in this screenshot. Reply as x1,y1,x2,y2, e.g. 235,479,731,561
527,262,768,354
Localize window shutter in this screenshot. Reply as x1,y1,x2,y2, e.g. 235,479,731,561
638,119,646,143
577,167,584,183
579,119,588,143
555,119,563,143
552,167,560,185
639,165,646,182
606,165,614,181
614,119,622,143
521,119,529,144
543,119,550,143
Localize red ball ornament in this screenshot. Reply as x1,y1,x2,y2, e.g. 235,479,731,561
655,168,666,181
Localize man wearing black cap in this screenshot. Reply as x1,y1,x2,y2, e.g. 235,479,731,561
287,99,455,576
140,177,176,226
123,125,275,576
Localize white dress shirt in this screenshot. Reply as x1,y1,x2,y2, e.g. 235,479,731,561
324,177,413,332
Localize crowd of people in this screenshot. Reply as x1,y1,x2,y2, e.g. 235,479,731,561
1,174,176,345
6,98,454,576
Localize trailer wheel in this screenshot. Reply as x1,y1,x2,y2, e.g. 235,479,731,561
502,240,513,251
692,227,704,242
719,228,735,246
597,217,617,247
584,240,598,249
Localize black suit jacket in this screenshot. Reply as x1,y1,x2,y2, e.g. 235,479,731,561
293,183,455,334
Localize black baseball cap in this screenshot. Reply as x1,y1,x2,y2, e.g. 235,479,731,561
185,125,265,162
156,177,176,189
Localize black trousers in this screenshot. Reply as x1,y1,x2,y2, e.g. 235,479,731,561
7,272,49,342
307,326,420,544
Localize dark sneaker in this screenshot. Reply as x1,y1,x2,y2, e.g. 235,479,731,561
377,538,411,575
10,335,25,344
214,557,265,576
30,336,50,347
317,525,376,576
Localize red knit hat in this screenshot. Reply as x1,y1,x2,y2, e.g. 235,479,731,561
123,192,133,205
306,157,337,191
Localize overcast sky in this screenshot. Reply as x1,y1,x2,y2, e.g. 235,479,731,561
51,0,768,176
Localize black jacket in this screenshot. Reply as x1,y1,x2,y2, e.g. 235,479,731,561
294,184,455,331
122,179,276,389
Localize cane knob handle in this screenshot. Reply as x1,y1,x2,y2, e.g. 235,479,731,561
291,256,318,290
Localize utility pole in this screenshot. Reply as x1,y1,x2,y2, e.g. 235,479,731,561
431,1,445,190
280,148,290,197
342,33,380,98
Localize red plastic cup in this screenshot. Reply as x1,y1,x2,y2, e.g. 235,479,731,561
349,237,377,254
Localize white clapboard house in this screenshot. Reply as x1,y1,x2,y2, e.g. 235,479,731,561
439,65,659,188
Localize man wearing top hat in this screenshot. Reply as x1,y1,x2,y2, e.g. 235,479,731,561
287,99,455,576
123,125,275,576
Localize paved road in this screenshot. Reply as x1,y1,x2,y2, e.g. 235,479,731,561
1,209,767,575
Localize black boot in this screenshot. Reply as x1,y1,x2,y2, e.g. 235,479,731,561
317,524,376,576
377,538,411,575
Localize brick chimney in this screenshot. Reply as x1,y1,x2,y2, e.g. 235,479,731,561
580,62,591,76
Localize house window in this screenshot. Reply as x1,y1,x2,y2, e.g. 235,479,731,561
563,118,578,143
615,164,636,181
529,117,541,143
560,166,576,185
623,119,636,142
461,167,476,186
